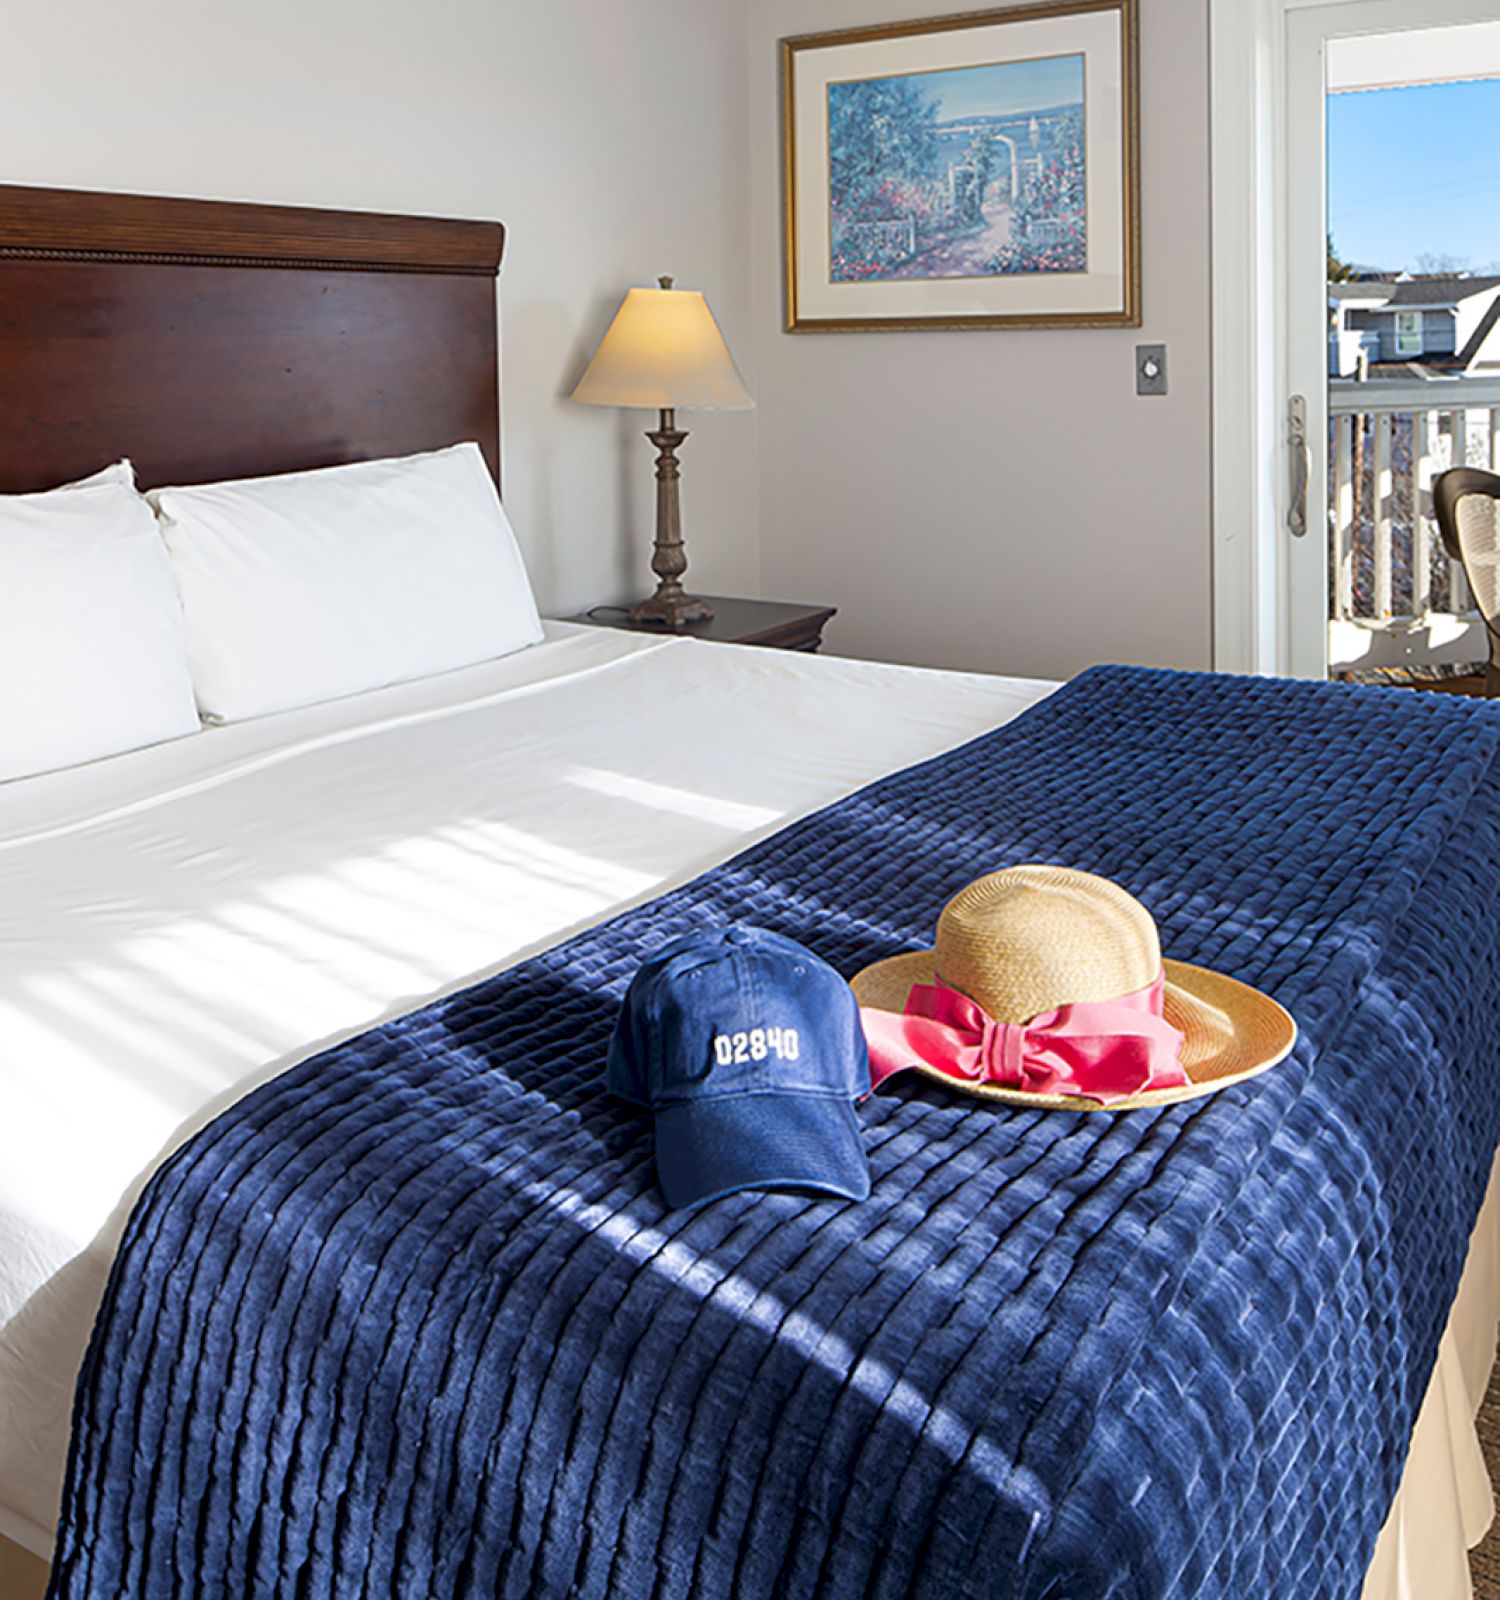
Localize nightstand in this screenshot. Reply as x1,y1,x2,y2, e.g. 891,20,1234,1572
563,596,837,654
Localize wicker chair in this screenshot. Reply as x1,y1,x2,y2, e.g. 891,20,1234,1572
1435,467,1500,697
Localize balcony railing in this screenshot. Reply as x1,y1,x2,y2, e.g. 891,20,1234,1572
1328,376,1500,673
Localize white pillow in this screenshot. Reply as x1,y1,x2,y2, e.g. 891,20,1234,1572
150,443,544,722
0,481,199,782
64,460,137,491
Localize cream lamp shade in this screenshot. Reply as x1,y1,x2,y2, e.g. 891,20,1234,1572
572,282,754,412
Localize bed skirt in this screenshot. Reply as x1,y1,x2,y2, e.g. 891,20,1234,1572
1366,1147,1500,1600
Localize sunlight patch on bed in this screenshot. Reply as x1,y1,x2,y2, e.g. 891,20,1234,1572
9,820,661,1116
525,1179,1018,1494
566,766,782,831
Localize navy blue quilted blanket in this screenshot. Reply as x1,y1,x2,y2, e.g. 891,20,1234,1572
49,666,1500,1600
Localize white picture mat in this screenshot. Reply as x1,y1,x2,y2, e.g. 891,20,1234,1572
790,7,1127,322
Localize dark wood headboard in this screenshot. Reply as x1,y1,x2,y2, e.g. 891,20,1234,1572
0,184,504,495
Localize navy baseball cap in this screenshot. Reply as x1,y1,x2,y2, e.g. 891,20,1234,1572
608,925,872,1208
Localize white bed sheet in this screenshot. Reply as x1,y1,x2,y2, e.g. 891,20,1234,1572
0,623,1054,1549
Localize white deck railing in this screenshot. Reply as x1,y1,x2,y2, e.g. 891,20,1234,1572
1328,376,1500,672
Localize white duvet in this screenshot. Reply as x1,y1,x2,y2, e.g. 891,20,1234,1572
0,624,1053,1550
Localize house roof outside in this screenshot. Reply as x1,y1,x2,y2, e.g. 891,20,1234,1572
1329,274,1500,308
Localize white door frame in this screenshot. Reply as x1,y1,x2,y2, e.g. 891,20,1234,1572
1208,0,1499,676
1209,0,1286,675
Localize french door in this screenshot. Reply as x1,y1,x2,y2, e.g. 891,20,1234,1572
1282,0,1500,679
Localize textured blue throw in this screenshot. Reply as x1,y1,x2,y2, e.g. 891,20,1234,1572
49,666,1500,1599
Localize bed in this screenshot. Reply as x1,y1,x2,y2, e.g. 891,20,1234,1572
0,185,1497,1600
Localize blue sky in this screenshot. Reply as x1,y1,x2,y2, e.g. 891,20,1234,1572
1328,79,1500,272
902,53,1085,122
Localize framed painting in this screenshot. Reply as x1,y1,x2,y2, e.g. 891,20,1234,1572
781,0,1139,332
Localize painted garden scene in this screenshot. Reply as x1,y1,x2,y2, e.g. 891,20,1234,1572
826,53,1087,284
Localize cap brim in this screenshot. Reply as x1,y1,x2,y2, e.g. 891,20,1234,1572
653,1090,871,1209
850,951,1296,1112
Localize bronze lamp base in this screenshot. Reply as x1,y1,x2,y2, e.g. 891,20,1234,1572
628,589,713,627
630,404,715,628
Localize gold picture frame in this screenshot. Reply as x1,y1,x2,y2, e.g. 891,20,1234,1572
781,0,1140,332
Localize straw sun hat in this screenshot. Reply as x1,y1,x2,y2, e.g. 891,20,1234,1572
851,865,1296,1112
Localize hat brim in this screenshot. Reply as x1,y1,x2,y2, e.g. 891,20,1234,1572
653,1090,871,1208
850,952,1296,1112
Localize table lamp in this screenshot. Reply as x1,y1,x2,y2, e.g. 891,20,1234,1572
572,277,753,627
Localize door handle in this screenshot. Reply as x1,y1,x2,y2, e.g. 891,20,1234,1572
1287,393,1310,539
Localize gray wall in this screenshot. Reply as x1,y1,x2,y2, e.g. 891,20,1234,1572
0,0,760,618
748,0,1214,680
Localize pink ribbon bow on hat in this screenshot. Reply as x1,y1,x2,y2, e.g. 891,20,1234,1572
860,971,1189,1104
